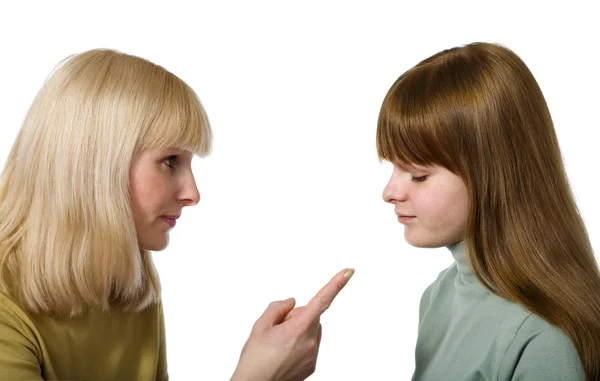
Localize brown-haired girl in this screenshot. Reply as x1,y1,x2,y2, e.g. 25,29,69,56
378,42,599,381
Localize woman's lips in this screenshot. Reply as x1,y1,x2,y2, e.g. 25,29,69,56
161,216,177,228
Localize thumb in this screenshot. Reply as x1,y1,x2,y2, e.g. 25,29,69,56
256,298,296,330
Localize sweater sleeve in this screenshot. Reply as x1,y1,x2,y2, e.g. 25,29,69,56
0,300,43,380
500,315,585,381
156,301,169,381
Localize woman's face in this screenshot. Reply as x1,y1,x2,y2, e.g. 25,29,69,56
129,147,200,251
382,164,468,248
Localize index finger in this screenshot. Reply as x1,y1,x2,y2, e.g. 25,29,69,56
300,268,355,327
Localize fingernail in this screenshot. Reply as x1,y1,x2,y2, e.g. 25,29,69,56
343,268,355,280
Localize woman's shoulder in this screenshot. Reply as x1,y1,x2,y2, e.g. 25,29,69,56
0,280,33,327
0,283,43,364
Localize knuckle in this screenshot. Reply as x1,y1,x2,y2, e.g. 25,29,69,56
318,297,331,311
250,324,261,336
306,338,318,353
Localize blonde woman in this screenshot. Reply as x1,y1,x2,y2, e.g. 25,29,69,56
0,49,354,380
378,42,600,381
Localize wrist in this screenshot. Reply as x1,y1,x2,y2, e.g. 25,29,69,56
230,367,270,381
230,368,253,381
229,369,245,381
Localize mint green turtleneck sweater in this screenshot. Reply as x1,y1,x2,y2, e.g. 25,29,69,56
412,241,585,381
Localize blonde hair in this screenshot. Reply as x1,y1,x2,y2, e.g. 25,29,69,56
0,49,212,317
377,42,600,380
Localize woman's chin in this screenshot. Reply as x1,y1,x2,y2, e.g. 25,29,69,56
139,236,169,252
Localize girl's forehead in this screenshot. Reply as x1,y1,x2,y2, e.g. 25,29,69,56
394,161,437,172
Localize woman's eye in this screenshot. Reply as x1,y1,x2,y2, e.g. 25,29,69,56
163,155,177,168
411,175,427,182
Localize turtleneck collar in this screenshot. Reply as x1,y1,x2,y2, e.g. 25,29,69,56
447,240,477,284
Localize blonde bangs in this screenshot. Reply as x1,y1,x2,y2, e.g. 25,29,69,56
138,73,212,157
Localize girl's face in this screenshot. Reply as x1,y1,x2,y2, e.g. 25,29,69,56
383,164,468,248
129,147,200,251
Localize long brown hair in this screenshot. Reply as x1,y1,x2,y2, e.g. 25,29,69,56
377,42,600,380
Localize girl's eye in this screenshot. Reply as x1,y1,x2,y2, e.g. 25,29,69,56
163,155,177,168
411,175,428,182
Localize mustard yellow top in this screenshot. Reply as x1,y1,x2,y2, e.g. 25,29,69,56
0,284,168,380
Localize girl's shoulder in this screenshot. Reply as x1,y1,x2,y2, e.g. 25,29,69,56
498,313,585,380
418,263,458,321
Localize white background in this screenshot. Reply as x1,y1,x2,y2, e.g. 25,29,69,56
1,1,598,380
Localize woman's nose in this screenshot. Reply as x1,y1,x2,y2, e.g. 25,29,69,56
180,172,200,206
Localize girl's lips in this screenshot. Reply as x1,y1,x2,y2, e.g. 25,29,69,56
397,215,416,224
